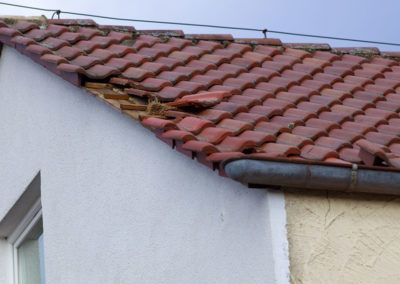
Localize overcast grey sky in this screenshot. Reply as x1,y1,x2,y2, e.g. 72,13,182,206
1,0,399,51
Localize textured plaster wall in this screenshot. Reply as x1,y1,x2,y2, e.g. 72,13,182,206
285,189,400,284
0,46,288,283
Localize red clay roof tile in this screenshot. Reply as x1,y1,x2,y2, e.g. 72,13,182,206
162,130,196,142
157,71,189,84
140,62,169,74
313,73,343,85
231,57,260,69
177,117,214,134
305,118,340,132
122,67,154,81
157,86,190,101
57,31,84,43
390,143,400,155
70,55,102,69
54,46,84,60
249,105,283,118
341,121,376,135
216,136,257,152
14,20,38,32
356,139,390,166
5,18,400,172
259,143,300,156
91,35,119,48
40,54,68,65
175,81,207,93
216,118,253,135
353,69,384,80
84,64,120,79
213,102,247,115
196,109,232,123
364,131,400,146
276,132,313,148
182,140,218,154
339,147,362,163
239,130,275,146
329,129,364,143
206,152,245,163
315,136,351,151
142,117,178,131
261,61,291,73
41,37,70,50
106,58,136,71
139,77,172,91
377,124,400,136
291,126,327,140
234,112,268,125
300,144,339,161
25,44,51,55
10,35,36,47
226,42,252,54
197,127,234,144
213,49,241,60
169,91,228,108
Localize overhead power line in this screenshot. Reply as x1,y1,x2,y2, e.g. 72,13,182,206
1,1,400,47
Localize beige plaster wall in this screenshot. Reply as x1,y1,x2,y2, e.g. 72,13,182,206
285,189,400,284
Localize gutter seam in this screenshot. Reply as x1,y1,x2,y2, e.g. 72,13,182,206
349,164,358,192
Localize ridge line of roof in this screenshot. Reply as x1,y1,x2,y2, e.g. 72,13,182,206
2,16,400,60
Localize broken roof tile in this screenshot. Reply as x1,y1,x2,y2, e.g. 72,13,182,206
356,139,390,166
168,91,228,108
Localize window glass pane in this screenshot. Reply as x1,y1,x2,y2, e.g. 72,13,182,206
17,218,45,284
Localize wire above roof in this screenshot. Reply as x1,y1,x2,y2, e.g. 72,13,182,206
1,1,400,47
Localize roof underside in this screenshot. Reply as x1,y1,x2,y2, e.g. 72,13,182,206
1,17,400,178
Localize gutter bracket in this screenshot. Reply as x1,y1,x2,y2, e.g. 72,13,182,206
349,163,358,191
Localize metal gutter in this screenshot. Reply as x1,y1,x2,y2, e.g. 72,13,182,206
223,158,400,195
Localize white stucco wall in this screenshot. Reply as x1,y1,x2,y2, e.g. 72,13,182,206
0,46,289,284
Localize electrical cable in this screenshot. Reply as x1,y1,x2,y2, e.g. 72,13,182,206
1,1,400,47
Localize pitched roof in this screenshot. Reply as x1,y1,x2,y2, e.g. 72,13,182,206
1,17,400,177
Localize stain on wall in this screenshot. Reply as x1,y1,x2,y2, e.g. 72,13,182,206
285,189,400,284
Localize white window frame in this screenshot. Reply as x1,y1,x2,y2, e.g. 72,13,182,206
8,199,43,284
